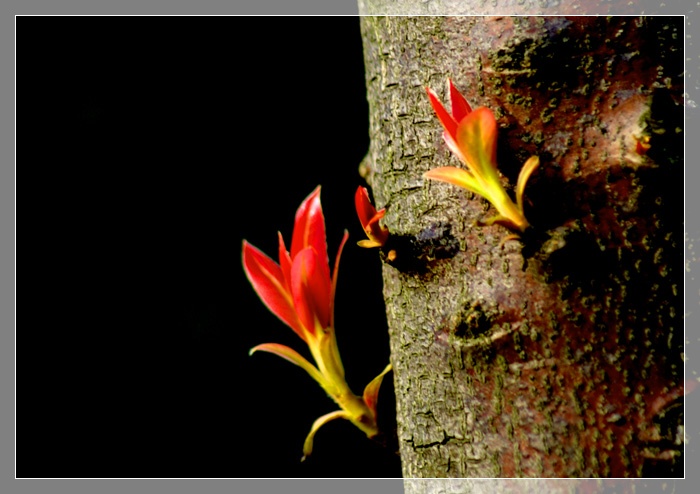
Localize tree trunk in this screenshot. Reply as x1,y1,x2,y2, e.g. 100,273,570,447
358,15,684,478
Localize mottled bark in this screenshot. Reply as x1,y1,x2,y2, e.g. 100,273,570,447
358,0,644,15
403,478,638,494
358,16,683,478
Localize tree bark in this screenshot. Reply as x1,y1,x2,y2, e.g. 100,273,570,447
357,0,644,15
358,15,684,478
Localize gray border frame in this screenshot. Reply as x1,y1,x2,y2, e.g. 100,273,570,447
7,1,696,493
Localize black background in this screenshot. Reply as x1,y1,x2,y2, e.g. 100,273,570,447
19,17,401,478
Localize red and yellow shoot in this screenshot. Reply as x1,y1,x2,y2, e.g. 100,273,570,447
424,80,539,233
355,186,389,248
242,186,391,460
634,134,651,155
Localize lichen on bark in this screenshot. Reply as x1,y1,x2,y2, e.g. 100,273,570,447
359,16,684,478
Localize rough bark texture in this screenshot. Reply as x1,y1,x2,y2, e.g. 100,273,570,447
402,478,639,494
358,0,644,15
358,16,684,479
